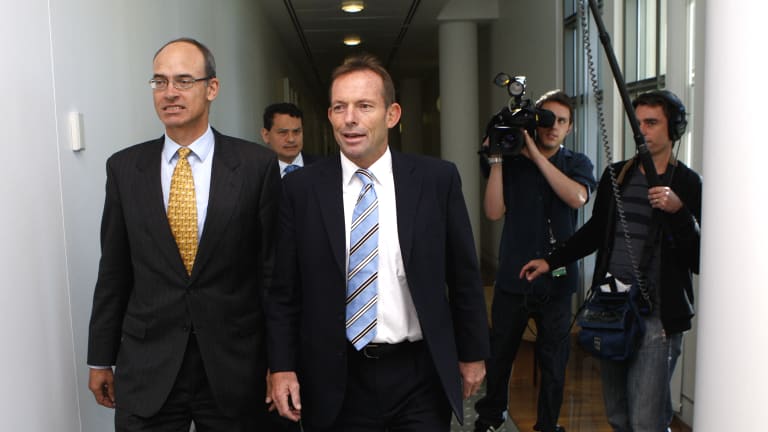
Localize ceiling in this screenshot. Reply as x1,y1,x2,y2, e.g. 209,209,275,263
261,0,450,101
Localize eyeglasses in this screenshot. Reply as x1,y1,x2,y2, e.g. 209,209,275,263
149,76,213,90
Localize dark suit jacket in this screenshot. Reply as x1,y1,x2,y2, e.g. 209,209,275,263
266,150,490,428
300,152,321,166
87,129,281,417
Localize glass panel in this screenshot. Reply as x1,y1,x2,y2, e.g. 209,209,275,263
564,26,577,99
625,0,666,81
659,0,667,76
625,0,639,82
565,0,576,16
639,0,658,80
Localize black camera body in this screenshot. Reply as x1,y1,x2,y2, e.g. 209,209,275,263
482,74,555,157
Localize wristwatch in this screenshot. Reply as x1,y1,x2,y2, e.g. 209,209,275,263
487,155,503,165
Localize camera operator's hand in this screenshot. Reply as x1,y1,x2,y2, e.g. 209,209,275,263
482,136,503,157
519,259,550,282
519,129,541,161
483,136,506,220
648,186,682,213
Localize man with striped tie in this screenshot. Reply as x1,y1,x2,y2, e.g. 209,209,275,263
267,54,490,432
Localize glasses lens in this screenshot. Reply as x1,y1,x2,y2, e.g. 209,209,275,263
176,79,195,89
149,79,167,90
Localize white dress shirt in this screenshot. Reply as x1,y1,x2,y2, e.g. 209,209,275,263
278,153,305,178
340,147,423,343
161,126,215,240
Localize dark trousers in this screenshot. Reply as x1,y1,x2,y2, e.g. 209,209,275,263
265,408,301,431
475,290,571,432
303,340,451,432
115,334,265,432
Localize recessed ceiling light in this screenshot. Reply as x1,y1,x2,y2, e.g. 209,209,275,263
343,35,362,46
341,1,365,13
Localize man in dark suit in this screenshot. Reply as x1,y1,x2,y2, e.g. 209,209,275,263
267,54,490,432
87,38,280,431
261,102,312,432
261,102,319,177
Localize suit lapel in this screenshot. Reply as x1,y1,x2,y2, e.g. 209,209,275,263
192,131,242,279
315,157,347,276
135,137,187,274
392,152,421,268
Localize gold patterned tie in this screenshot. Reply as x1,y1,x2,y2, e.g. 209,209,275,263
168,147,198,275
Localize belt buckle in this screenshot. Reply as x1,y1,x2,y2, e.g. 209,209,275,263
362,343,382,359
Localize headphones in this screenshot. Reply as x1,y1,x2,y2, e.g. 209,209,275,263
654,90,688,141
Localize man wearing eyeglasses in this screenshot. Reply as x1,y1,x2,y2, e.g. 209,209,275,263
87,38,280,431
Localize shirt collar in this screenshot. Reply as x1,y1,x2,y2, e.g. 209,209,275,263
340,146,392,186
162,125,214,163
278,152,305,171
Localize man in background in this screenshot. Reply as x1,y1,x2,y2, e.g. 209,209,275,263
261,102,310,431
521,90,701,432
474,90,596,432
261,102,317,177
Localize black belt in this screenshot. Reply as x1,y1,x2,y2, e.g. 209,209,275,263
358,340,424,359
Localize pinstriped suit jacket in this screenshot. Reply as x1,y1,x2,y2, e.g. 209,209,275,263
87,129,280,417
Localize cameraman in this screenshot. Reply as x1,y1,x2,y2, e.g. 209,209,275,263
474,90,596,432
520,90,701,431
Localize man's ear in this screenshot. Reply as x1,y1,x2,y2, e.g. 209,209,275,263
206,77,220,102
261,128,270,146
386,103,402,128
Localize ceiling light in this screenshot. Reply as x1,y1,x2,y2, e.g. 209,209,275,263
341,1,365,13
343,35,361,46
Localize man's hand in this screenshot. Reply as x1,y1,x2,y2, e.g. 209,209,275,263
459,360,486,399
648,186,682,213
270,371,302,421
265,369,276,412
520,129,541,161
88,368,116,408
520,259,551,282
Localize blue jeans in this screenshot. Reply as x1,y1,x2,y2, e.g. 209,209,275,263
599,315,682,432
665,332,683,427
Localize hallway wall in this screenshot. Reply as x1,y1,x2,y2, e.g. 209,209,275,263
1,1,315,430
0,1,78,430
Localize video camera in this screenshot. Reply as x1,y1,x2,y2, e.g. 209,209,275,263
481,73,556,157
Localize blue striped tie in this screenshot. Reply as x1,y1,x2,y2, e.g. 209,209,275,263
283,164,300,176
346,169,379,350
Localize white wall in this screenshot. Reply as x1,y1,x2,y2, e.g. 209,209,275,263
1,1,313,430
0,2,80,430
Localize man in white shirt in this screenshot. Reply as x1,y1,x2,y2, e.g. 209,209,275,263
267,54,490,432
87,37,280,431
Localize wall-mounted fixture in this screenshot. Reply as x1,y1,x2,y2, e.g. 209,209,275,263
69,112,85,151
341,1,365,13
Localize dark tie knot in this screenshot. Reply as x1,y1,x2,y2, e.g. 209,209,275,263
284,164,301,174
